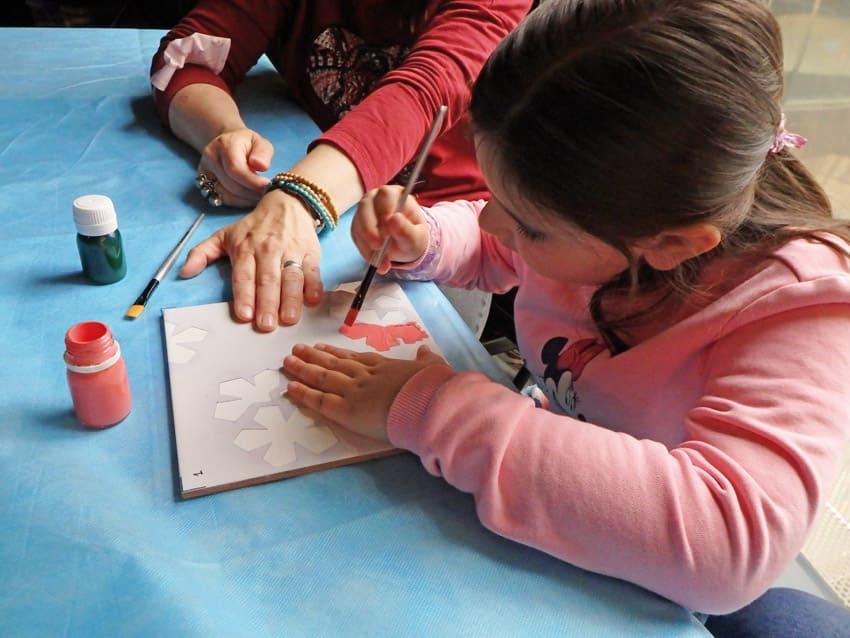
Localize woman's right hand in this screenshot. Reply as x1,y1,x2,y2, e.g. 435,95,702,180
180,189,324,330
351,186,430,274
198,127,274,207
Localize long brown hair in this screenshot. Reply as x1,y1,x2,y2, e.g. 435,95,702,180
470,0,846,353
394,0,433,36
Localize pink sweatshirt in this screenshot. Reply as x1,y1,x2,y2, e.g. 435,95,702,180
386,199,850,614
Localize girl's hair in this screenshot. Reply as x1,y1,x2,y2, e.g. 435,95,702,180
470,0,846,353
395,0,434,36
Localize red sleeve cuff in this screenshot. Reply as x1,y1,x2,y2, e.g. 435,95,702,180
152,64,232,129
387,364,456,452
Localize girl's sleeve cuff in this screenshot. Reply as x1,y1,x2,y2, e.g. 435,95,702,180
390,208,442,280
387,364,456,451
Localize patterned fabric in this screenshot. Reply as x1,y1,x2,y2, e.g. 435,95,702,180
307,27,409,121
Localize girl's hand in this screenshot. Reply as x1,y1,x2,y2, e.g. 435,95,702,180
351,185,429,274
198,126,274,207
180,189,323,330
283,343,447,441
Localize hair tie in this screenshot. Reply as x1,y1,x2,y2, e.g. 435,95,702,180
770,114,807,154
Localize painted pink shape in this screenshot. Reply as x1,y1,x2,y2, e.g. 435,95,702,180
339,321,428,352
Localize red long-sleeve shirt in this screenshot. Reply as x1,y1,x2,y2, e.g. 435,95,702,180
150,0,531,205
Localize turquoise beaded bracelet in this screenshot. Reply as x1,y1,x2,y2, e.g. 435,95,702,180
267,178,335,235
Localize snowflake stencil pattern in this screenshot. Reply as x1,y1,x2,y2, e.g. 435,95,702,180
235,406,338,467
372,294,408,320
214,369,281,422
326,287,409,324
165,322,209,364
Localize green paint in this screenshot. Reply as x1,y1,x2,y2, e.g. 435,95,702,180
77,230,126,284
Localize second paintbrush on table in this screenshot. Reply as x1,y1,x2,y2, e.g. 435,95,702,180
126,213,206,319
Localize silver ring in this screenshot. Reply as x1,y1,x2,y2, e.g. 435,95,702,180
195,172,218,189
196,173,222,207
282,260,303,271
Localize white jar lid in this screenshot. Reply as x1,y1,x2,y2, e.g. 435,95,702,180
73,195,118,237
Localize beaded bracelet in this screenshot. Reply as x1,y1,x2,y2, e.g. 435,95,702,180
268,179,335,234
272,172,338,224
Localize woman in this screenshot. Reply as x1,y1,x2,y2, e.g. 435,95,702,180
150,0,530,330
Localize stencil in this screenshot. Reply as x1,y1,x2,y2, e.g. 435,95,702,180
214,369,281,422
163,280,442,498
164,322,208,364
234,406,338,467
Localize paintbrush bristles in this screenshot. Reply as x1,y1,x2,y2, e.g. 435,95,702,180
343,308,358,327
125,304,144,319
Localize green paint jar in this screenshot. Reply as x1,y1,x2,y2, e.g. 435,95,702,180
73,195,127,284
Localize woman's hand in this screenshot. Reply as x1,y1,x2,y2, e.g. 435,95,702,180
180,189,323,330
351,185,430,274
197,126,274,207
283,343,447,441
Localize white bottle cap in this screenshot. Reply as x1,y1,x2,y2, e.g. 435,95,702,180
73,195,119,237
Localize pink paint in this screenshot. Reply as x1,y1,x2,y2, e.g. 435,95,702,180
64,321,132,428
339,321,428,352
344,307,358,327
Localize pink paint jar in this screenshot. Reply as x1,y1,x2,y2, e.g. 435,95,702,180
64,321,132,428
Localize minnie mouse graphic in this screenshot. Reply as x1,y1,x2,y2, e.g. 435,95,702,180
539,337,605,420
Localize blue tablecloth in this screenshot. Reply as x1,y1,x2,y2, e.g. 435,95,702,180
0,28,709,637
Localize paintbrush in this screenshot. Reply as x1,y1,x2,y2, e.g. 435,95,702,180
126,213,206,319
344,105,447,327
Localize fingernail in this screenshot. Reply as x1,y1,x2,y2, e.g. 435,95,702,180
240,305,253,320
261,313,275,329
285,308,297,322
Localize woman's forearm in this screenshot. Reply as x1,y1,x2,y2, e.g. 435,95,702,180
168,83,246,153
283,143,365,217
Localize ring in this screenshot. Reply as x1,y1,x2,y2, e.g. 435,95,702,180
282,260,303,271
195,173,223,207
195,172,217,191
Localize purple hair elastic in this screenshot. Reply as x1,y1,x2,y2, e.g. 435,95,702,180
770,114,807,154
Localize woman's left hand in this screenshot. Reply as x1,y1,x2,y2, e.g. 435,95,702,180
283,343,447,442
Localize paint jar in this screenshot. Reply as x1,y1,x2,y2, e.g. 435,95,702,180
73,195,127,284
64,321,132,428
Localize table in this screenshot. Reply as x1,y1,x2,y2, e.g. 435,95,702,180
0,28,709,637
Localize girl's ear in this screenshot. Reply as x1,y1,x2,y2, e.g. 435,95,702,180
633,224,722,271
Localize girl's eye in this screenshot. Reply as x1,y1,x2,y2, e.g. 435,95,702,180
516,222,545,242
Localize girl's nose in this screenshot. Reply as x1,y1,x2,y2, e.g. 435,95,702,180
479,202,515,249
478,200,500,235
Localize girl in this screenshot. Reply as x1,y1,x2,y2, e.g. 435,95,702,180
283,0,850,613
150,0,530,329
